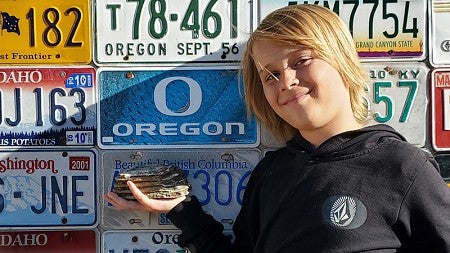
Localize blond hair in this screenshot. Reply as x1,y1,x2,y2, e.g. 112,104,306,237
241,4,368,142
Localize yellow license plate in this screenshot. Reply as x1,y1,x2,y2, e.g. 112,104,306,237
0,0,91,64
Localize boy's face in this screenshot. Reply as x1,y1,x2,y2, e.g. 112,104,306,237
252,39,360,144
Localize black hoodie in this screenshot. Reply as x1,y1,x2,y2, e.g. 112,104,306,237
168,125,450,252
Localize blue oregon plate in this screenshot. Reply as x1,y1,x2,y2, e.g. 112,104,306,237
97,67,259,148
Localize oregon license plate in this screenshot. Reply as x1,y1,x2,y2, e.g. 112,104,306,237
94,0,252,65
258,0,426,61
101,149,260,230
0,150,97,228
431,69,450,151
429,0,450,66
0,230,96,252
0,0,91,64
364,63,428,147
102,230,186,253
0,67,96,148
97,67,258,149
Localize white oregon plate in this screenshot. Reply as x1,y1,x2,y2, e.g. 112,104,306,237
102,230,185,253
94,0,252,65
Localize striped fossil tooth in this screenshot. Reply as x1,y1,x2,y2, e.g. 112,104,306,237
113,164,190,199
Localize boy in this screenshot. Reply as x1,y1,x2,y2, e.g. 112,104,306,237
105,4,450,252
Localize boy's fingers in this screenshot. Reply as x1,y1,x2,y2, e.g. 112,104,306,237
103,192,147,211
127,181,186,212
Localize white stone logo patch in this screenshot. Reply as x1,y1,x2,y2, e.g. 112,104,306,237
322,195,367,229
330,196,357,227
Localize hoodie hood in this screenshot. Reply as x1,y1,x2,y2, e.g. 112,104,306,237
286,124,407,159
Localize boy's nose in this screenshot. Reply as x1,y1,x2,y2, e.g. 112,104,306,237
280,69,299,90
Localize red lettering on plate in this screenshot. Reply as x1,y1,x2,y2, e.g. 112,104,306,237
435,73,450,87
0,158,57,174
69,157,90,171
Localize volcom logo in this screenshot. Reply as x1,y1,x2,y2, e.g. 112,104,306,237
330,196,356,227
322,195,367,229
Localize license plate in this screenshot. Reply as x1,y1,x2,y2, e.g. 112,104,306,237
430,0,450,66
364,63,428,147
0,150,97,228
0,67,96,147
431,69,450,151
0,0,91,64
0,230,96,252
102,230,186,253
101,149,260,230
258,0,426,61
436,154,450,181
94,0,252,65
97,67,258,148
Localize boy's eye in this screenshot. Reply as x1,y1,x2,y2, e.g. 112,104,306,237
264,72,279,82
293,57,312,68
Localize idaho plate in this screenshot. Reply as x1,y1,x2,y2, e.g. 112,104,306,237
0,66,96,148
0,230,96,252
